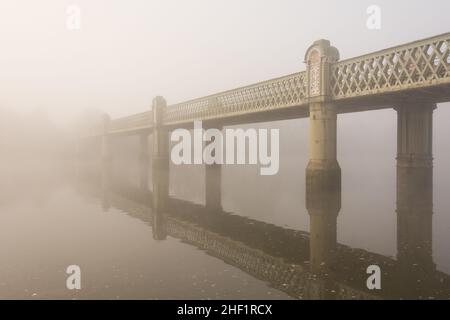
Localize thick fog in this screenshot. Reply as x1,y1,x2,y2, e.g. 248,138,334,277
0,0,449,299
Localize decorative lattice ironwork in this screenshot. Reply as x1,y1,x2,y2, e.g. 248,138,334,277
109,111,153,133
331,33,450,99
84,33,450,137
163,71,308,124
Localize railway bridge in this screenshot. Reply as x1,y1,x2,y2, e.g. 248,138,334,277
83,32,450,273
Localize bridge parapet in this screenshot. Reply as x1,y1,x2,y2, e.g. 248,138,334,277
85,32,450,136
331,33,450,100
109,111,153,134
163,71,308,125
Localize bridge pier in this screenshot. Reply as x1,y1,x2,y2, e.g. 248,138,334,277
101,114,111,163
152,205,167,241
306,102,341,272
205,126,223,212
306,101,341,174
205,163,222,211
395,102,436,274
304,40,341,272
100,114,112,212
101,158,111,212
139,133,150,191
151,96,169,240
306,159,341,273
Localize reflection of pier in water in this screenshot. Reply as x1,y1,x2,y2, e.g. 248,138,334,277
77,166,450,300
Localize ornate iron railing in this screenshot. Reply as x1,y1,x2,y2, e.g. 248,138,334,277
331,33,450,99
94,33,450,135
109,111,153,133
163,71,308,124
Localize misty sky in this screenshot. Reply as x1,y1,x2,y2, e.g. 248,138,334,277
0,0,449,125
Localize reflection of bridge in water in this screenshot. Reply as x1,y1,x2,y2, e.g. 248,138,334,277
77,166,450,300
80,33,450,299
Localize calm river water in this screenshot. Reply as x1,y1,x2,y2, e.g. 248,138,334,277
1,108,450,299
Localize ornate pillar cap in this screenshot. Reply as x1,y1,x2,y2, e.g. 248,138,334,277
304,39,340,63
152,96,167,126
305,40,339,99
152,96,167,109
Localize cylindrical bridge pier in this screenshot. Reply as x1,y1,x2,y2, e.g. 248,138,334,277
395,102,436,274
304,39,342,272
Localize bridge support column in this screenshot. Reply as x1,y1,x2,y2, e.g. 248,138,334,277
139,133,150,191
101,157,111,212
304,39,341,273
152,205,167,241
395,103,436,274
306,102,341,272
151,96,169,240
205,126,222,212
100,113,112,211
305,118,341,273
101,114,111,163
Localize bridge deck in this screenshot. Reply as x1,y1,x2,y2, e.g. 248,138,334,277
88,32,450,136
